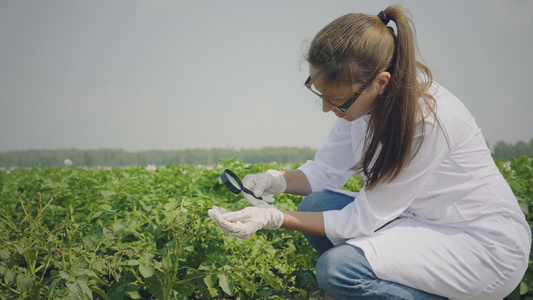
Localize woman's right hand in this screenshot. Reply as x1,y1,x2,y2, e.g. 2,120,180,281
241,169,287,206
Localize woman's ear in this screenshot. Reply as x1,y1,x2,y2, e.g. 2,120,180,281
376,71,391,95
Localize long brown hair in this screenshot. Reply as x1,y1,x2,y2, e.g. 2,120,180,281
306,5,437,190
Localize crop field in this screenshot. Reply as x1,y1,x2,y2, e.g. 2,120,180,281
0,156,532,299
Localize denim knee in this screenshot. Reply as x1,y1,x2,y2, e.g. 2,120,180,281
297,192,327,212
316,244,448,300
316,244,371,290
298,190,353,213
315,248,337,292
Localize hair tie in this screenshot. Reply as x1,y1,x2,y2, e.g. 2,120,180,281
377,10,390,25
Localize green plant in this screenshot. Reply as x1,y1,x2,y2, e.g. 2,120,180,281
3,157,529,299
0,159,333,299
497,156,533,300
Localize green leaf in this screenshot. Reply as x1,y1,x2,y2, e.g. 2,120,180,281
75,269,107,285
138,264,154,278
14,244,24,255
217,274,234,296
90,286,111,300
162,253,174,269
77,278,94,299
201,273,219,297
75,268,97,278
520,280,529,294
520,201,529,214
232,273,257,294
99,204,113,211
203,274,217,288
125,282,142,299
107,279,130,299
66,282,82,299
163,199,179,210
125,290,141,299
101,191,115,198
0,248,9,259
4,269,14,284
59,270,71,280
143,252,155,261
47,277,63,298
264,276,282,290
17,274,34,292
182,245,195,253
124,259,140,266
145,274,164,300
112,222,125,232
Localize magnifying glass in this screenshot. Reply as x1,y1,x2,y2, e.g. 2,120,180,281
220,169,262,200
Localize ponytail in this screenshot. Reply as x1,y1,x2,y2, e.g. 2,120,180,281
307,5,436,190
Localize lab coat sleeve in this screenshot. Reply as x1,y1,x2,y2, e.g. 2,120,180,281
298,118,359,192
323,114,451,245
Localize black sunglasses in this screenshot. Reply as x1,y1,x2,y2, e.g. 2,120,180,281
305,76,370,113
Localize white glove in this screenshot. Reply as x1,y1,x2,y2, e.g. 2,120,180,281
241,170,287,206
207,205,284,239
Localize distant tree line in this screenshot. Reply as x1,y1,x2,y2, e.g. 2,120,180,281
492,138,533,159
1,138,531,168
0,147,317,168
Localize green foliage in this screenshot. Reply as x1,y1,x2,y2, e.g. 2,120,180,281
1,156,531,299
0,158,361,299
497,156,533,300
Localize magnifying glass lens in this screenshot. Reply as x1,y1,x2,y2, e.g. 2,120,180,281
220,169,262,200
227,175,241,189
220,169,242,194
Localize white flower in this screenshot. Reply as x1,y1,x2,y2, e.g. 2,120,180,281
146,164,157,172
503,161,511,172
64,159,73,166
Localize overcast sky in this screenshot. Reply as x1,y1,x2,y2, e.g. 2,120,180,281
1,0,532,152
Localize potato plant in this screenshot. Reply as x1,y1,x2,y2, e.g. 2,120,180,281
0,156,531,299
496,156,533,300
0,158,333,299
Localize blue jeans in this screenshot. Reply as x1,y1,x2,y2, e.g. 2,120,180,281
297,190,448,300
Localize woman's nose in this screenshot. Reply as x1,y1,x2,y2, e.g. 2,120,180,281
322,101,335,113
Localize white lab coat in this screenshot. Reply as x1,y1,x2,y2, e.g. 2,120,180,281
298,83,531,299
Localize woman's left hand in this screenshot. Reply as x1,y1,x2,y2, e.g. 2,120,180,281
208,205,284,239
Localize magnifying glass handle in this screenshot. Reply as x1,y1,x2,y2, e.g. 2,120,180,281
242,187,263,200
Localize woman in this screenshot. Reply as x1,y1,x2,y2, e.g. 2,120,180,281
208,5,530,299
